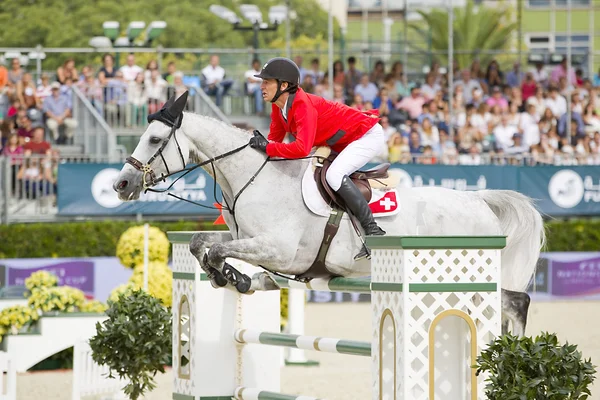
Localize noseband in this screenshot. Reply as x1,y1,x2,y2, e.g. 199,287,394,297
125,109,187,190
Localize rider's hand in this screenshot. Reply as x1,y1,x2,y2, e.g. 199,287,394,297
249,130,269,153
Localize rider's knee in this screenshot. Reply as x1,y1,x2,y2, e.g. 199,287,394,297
325,168,344,191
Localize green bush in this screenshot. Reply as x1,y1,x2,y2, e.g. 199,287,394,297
89,289,172,400
0,220,226,259
1,219,599,259
476,332,596,399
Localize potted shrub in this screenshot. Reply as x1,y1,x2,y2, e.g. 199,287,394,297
476,332,596,399
89,289,171,400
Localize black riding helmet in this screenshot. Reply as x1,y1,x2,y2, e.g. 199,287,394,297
254,57,300,103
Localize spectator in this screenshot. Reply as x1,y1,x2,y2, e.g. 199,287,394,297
550,57,577,87
493,114,518,151
1,133,23,194
331,84,346,104
7,57,24,88
484,62,503,94
457,116,483,153
23,126,51,156
558,113,585,138
144,59,160,81
120,53,144,82
105,71,128,125
16,115,34,145
293,56,308,83
145,69,168,114
372,87,393,116
128,72,148,127
485,86,508,112
97,53,117,83
529,61,549,88
395,86,426,120
305,58,324,85
521,72,537,102
583,103,600,133
354,74,378,104
162,61,178,85
421,72,441,100
418,117,440,151
56,58,79,84
36,73,52,102
369,60,386,88
408,130,424,155
16,72,40,110
520,103,541,148
332,60,345,86
343,56,362,99
42,82,78,143
505,62,524,88
454,69,482,105
505,133,529,155
544,86,567,118
201,54,233,107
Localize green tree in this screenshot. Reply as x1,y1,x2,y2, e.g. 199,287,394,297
409,0,517,71
0,0,335,71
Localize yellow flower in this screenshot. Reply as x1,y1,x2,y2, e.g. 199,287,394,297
115,226,170,269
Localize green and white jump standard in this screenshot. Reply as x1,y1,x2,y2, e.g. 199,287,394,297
169,232,504,400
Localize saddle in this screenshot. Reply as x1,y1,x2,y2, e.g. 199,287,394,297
295,149,390,282
314,154,390,210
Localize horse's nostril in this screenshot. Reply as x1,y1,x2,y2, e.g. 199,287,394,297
118,180,128,190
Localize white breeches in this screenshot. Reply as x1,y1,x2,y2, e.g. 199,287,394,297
325,123,385,191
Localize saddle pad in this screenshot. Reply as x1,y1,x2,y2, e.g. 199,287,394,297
301,162,401,218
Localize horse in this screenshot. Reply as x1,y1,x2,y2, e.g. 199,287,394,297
113,92,546,336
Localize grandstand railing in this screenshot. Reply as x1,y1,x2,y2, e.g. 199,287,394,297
71,85,127,160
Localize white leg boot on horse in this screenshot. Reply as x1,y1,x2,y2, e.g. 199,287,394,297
335,175,386,260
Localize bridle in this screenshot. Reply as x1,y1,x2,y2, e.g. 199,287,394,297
124,108,267,237
125,109,187,190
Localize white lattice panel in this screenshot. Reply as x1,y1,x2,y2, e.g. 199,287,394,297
371,240,502,400
172,277,196,397
172,243,198,397
172,243,197,274
407,249,500,284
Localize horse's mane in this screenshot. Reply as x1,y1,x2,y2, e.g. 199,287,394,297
182,111,254,142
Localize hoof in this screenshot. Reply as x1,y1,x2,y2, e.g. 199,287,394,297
202,254,228,288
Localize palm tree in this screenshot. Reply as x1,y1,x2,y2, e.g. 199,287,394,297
409,0,517,71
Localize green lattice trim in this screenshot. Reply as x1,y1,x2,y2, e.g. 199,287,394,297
366,236,506,249
167,232,199,243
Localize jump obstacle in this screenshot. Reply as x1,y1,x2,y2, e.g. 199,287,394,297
169,233,504,400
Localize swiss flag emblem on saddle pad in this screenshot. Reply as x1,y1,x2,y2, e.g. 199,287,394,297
369,190,399,217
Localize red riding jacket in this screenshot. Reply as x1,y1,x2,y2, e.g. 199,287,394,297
265,88,379,158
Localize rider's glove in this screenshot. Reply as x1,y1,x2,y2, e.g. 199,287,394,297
249,130,269,153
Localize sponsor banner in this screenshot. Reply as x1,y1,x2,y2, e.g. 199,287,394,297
57,162,600,217
0,257,133,302
57,163,221,216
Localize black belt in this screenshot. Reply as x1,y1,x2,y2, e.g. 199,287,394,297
326,129,346,146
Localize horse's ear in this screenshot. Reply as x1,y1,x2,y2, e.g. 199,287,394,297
168,91,189,117
163,93,177,110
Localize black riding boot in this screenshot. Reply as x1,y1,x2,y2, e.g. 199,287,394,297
335,175,386,260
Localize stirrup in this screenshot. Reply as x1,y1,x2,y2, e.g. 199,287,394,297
354,244,371,261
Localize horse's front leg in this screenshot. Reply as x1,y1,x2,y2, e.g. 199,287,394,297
206,236,292,293
189,231,234,289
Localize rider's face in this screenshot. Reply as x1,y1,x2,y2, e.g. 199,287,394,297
260,78,287,102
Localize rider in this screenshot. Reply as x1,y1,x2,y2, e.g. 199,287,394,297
248,57,386,260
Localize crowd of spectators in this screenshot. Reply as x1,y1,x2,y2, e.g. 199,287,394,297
2,51,600,204
284,55,600,165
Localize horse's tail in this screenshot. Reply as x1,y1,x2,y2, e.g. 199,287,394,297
478,190,546,292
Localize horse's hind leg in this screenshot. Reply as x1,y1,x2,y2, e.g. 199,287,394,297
501,289,531,336
189,231,234,289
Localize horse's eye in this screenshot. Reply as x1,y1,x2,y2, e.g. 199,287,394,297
150,137,162,145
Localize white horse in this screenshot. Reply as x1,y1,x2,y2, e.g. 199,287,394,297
113,92,545,335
